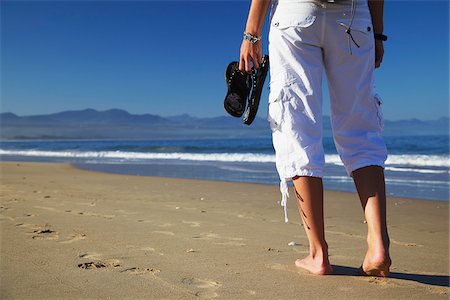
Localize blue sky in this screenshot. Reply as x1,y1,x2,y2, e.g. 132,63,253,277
1,0,448,120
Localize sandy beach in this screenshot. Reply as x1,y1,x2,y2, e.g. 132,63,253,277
0,161,448,299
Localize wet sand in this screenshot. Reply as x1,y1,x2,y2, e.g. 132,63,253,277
0,162,448,299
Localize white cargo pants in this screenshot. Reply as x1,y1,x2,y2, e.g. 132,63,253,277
267,0,388,222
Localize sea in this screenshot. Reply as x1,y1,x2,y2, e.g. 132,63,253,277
1,135,449,202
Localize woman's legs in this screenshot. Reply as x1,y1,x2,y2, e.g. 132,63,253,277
352,165,391,276
292,176,333,275
292,166,390,276
320,1,389,277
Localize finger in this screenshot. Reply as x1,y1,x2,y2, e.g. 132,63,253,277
239,57,245,73
252,54,260,70
257,52,263,69
374,55,379,68
245,56,252,74
374,55,380,68
375,53,383,68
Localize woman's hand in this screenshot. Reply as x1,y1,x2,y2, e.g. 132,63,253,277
240,39,262,73
238,0,271,73
375,39,384,68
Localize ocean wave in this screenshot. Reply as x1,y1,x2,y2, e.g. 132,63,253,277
0,149,275,163
387,154,450,167
1,149,449,169
325,154,450,168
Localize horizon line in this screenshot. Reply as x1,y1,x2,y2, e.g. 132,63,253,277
1,108,449,122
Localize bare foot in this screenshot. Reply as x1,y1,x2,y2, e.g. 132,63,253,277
361,243,391,277
295,255,333,275
360,255,391,277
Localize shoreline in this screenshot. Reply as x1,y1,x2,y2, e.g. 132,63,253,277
1,161,449,299
1,156,448,203
72,162,447,204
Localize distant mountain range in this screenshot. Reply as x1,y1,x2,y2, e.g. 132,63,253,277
1,108,448,140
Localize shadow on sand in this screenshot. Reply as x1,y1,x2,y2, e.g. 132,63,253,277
332,265,450,287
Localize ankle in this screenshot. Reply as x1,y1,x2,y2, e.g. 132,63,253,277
309,242,330,261
367,232,390,250
366,235,391,264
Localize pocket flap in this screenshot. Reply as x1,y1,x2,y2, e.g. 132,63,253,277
337,19,372,34
272,15,316,29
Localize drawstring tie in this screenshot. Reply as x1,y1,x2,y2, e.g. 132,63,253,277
346,0,359,54
346,28,360,54
280,178,289,223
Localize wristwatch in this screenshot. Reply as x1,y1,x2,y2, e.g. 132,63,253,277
374,33,388,41
243,32,262,44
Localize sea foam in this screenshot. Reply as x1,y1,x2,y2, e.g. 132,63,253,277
1,149,449,169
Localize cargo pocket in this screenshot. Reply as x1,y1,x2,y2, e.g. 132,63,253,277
267,83,285,132
373,93,384,131
267,76,296,132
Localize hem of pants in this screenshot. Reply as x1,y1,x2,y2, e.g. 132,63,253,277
280,169,324,181
346,161,386,177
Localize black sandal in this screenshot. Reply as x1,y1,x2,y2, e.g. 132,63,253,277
243,55,269,125
224,62,252,118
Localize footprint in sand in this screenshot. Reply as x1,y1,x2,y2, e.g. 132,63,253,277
60,232,86,244
31,227,59,240
78,261,109,269
78,259,121,269
181,277,221,298
77,253,121,270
